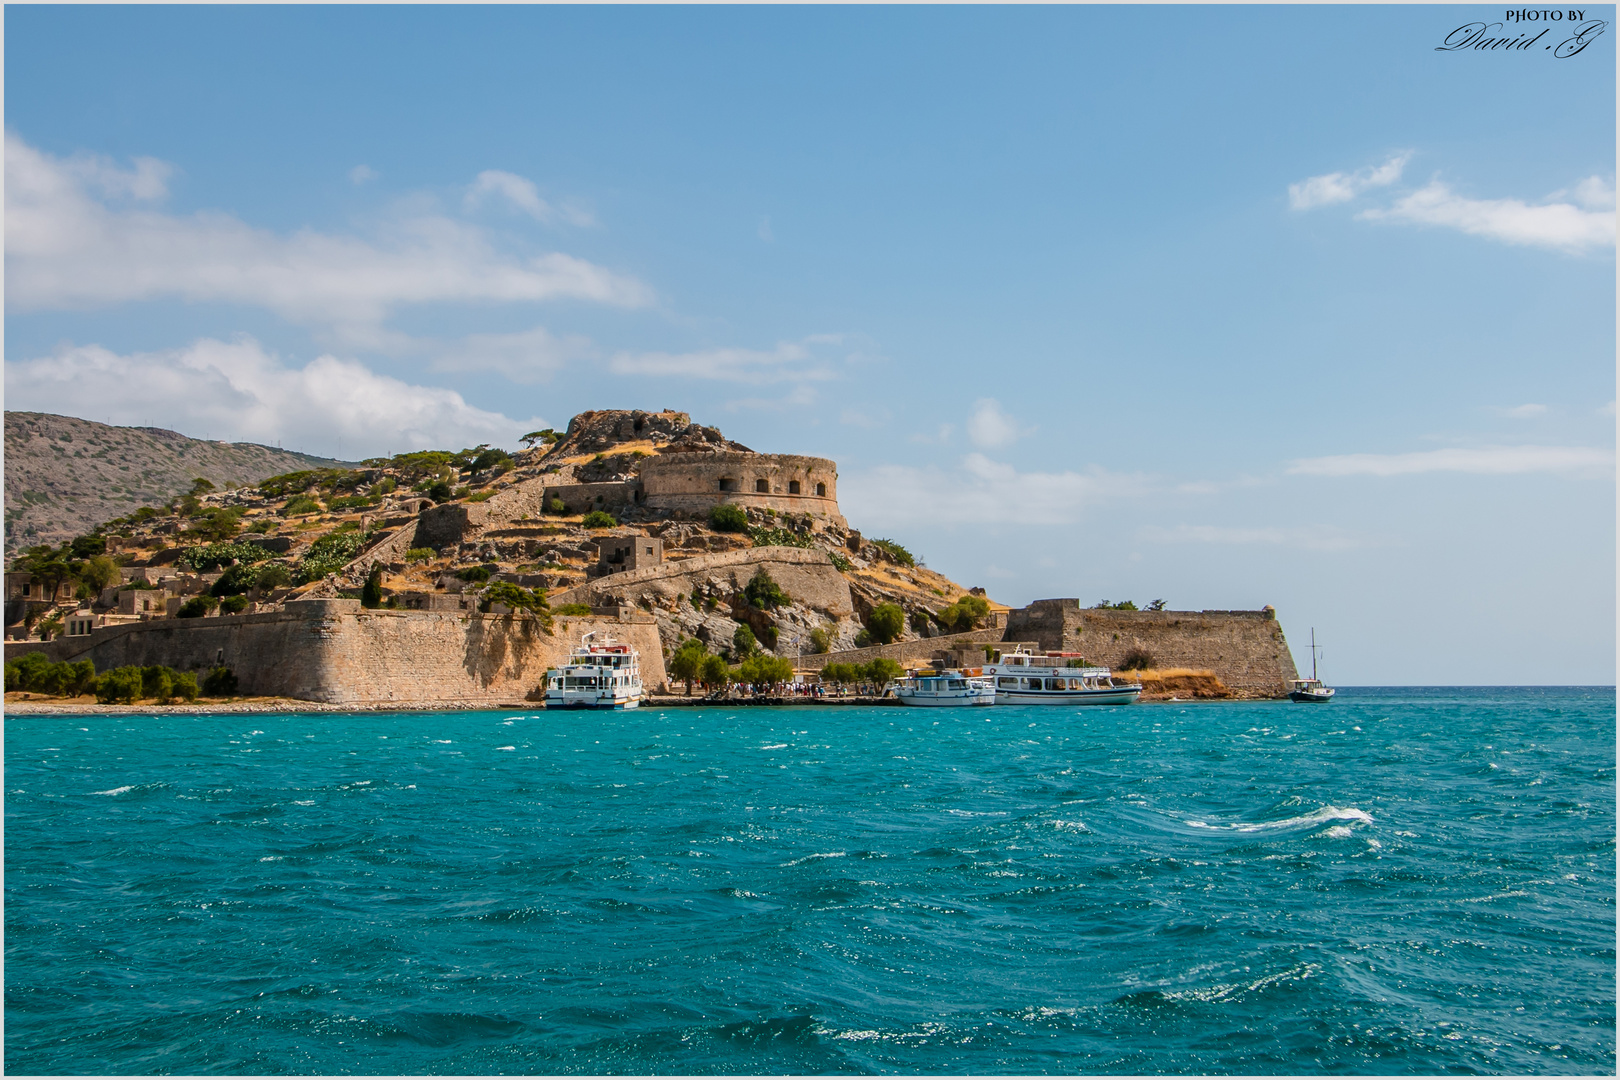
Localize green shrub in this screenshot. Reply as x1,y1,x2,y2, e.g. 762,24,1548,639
546,497,567,515
8,652,54,692
361,565,384,608
202,666,238,697
374,477,397,496
869,538,916,568
866,603,905,645
668,638,708,694
808,627,830,654
738,654,794,687
171,671,200,702
732,624,757,659
709,504,748,532
743,567,790,610
467,490,494,503
255,563,292,591
478,582,552,627
64,660,96,697
1093,599,1138,611
865,658,903,686
297,529,372,583
1119,647,1154,671
470,448,513,473
827,551,852,573
553,603,593,616
854,628,872,648
582,510,617,529
425,480,454,502
142,666,174,703
281,495,322,517
219,595,250,615
699,654,731,690
96,666,144,704
210,563,261,596
406,547,437,562
456,566,492,583
749,526,812,550
327,495,377,512
935,594,991,633
180,540,276,572
177,596,218,618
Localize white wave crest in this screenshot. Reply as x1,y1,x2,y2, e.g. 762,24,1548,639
1186,805,1373,833
782,851,847,866
92,785,134,796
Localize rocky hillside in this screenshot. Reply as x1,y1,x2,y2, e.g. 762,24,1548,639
4,412,346,554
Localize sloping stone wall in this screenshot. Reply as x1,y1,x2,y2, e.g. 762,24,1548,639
7,600,666,706
550,546,854,619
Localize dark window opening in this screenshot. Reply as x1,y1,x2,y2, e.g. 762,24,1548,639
788,480,801,494
719,478,737,492
815,482,827,497
755,479,769,493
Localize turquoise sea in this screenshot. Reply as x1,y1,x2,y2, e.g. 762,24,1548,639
5,687,1614,1074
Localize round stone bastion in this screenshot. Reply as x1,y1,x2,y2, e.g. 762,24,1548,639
638,452,844,526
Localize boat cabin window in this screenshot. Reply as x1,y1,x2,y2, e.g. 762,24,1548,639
998,677,1017,689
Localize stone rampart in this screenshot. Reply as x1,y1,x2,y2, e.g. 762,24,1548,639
1003,599,1299,697
549,546,854,619
6,600,666,706
794,627,1012,671
638,452,844,525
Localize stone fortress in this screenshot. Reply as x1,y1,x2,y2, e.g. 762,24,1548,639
5,408,1302,705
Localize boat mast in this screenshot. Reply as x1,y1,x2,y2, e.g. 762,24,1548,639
1309,628,1320,682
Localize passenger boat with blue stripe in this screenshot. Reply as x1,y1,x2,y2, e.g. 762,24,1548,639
982,647,1141,706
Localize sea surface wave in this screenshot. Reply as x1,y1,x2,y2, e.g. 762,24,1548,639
5,686,1613,1073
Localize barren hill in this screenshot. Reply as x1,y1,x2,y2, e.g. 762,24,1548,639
4,412,347,554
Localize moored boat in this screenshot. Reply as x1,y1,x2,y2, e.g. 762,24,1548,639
981,647,1141,706
891,667,997,707
1289,628,1335,703
544,632,643,709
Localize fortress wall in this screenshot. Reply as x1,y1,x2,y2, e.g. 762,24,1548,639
793,627,1011,671
1004,598,1299,698
549,546,854,619
638,452,844,524
8,600,666,706
540,481,636,514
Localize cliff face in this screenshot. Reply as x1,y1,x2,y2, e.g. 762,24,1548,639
4,412,346,555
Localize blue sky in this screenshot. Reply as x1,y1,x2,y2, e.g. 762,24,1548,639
5,5,1614,683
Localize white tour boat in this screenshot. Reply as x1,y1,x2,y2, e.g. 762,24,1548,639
891,667,997,707
1289,628,1335,703
544,632,644,709
982,647,1142,706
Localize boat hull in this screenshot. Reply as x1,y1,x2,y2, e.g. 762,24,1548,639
545,693,641,710
994,687,1141,706
895,690,996,707
1289,689,1335,703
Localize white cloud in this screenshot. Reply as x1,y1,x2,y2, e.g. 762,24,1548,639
841,453,1145,529
608,339,839,385
1600,401,1617,417
1502,403,1548,418
1288,153,1410,210
463,169,594,227
1139,523,1364,552
4,133,648,345
1359,178,1615,253
966,398,1025,448
1288,444,1613,477
349,164,378,185
429,324,598,384
3,336,543,459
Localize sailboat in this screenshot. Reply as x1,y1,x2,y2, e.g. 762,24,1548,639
1288,628,1335,703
